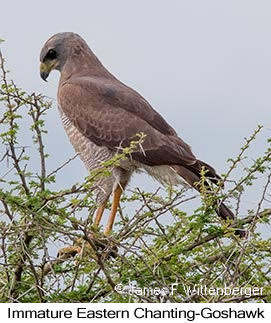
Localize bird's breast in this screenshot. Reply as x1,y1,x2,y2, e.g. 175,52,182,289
58,105,115,171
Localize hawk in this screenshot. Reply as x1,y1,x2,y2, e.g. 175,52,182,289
40,32,242,237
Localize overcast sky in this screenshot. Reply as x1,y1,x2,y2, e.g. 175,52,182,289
1,0,271,229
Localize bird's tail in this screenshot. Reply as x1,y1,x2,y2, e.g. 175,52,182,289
173,161,245,237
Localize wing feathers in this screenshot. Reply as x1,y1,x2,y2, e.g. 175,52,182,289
58,77,197,167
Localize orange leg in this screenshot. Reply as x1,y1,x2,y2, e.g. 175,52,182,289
104,185,123,236
94,198,109,227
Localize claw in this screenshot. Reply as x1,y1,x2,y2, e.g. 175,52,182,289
57,245,82,259
57,234,118,262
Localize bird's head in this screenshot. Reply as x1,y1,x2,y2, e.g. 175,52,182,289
39,32,85,81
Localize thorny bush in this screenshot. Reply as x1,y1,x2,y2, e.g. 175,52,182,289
0,50,271,303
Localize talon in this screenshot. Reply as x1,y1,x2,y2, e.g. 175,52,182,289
57,246,82,259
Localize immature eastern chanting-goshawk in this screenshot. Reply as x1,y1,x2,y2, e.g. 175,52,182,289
40,32,242,236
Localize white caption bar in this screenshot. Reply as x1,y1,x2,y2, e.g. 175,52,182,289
0,303,270,323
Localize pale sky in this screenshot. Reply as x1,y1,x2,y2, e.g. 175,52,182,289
1,0,271,231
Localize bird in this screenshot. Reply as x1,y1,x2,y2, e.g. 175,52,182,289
40,32,243,238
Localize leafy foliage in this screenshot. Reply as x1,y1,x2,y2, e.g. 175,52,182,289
0,50,271,303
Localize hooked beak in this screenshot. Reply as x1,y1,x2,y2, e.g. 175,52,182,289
40,62,54,82
40,63,49,81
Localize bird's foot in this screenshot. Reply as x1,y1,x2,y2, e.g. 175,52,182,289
57,233,118,262
57,245,83,259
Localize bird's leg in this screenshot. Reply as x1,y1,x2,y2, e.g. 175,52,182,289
104,184,124,236
56,199,109,261
56,186,123,261
94,198,109,227
66,189,122,259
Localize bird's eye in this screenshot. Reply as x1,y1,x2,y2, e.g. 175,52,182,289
45,49,57,60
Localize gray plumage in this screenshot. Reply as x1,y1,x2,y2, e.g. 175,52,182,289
40,32,243,235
